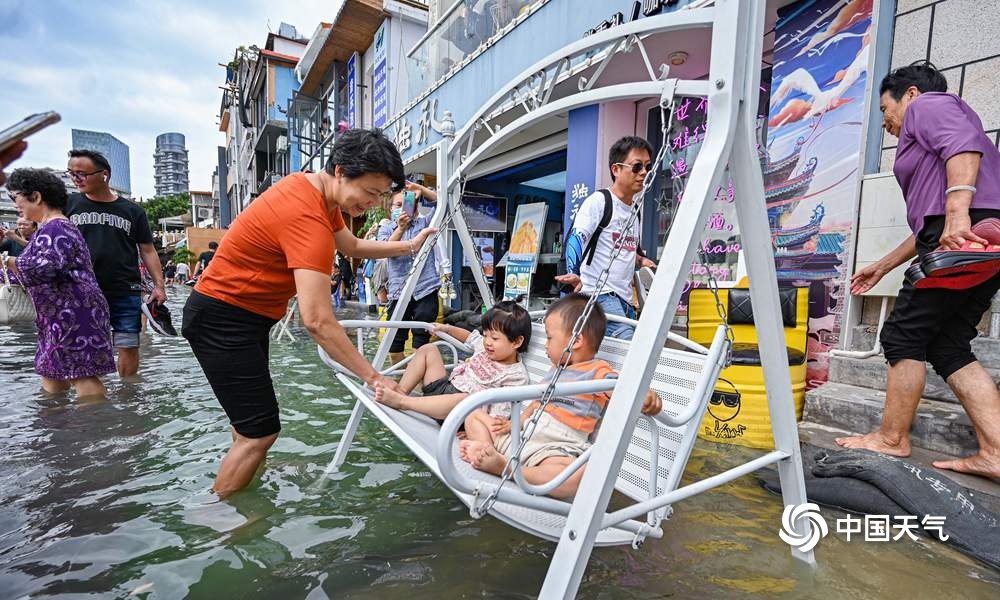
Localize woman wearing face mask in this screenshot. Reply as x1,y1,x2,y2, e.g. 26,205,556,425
377,181,449,366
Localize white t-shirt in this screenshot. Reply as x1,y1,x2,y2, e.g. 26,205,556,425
573,190,640,301
176,262,190,278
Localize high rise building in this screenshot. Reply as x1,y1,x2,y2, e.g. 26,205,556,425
70,129,132,197
153,132,190,197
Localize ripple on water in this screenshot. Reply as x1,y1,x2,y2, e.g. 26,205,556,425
1,290,999,598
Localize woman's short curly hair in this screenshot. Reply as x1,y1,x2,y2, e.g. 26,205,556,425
7,168,68,211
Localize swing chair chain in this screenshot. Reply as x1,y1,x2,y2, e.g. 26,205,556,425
474,100,678,517
701,250,735,366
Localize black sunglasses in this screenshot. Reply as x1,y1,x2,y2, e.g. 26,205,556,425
615,161,653,174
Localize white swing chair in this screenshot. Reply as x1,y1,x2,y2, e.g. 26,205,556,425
320,2,815,597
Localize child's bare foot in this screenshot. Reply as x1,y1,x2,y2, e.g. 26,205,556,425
459,440,507,475
374,381,406,410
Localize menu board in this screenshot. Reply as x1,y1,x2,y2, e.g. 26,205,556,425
503,203,548,302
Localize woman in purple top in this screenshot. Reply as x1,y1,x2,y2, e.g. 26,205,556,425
839,64,1000,480
3,168,115,397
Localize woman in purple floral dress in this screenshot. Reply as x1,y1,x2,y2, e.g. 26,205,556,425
3,168,114,397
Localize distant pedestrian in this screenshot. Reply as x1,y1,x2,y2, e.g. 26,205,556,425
175,260,190,282
330,264,342,309
194,241,218,278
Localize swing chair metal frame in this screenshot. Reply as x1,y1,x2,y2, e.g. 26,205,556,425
319,1,815,596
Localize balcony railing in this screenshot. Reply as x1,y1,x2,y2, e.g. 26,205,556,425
406,0,537,101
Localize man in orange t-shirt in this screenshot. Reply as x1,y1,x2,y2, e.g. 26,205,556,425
181,129,436,496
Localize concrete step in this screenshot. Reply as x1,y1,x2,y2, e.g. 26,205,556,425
844,325,1000,369
846,324,878,352
796,421,1000,514
827,353,1000,405
803,381,978,457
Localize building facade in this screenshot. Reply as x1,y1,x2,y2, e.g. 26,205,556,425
70,128,131,197
217,22,307,218
153,132,190,197
189,190,220,228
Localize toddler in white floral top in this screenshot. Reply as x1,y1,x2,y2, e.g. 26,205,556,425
375,300,532,430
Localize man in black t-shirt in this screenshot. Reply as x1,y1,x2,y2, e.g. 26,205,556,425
64,149,165,377
193,241,218,278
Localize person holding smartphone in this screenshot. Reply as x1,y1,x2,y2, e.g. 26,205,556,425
378,181,451,366
0,140,27,186
0,218,37,257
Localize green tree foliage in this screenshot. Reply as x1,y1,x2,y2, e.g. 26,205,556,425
172,247,194,265
362,206,388,235
143,193,190,225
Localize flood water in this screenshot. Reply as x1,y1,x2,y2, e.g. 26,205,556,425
1,286,998,598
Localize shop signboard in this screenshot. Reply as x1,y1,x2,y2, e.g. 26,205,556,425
503,202,548,301
373,21,389,128
347,52,358,128
563,105,600,236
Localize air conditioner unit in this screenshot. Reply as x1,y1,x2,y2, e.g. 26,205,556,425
276,135,288,152
197,207,212,219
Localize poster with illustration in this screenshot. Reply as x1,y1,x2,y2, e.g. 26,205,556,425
766,0,872,386
503,203,548,301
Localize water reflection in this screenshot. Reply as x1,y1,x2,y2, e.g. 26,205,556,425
0,288,997,598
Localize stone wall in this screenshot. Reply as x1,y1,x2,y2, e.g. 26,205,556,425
879,0,1000,171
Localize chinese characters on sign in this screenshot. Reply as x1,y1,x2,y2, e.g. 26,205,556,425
373,22,389,128
346,52,358,128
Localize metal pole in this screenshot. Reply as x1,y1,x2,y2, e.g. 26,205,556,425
727,0,816,568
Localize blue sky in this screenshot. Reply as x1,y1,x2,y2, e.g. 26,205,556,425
0,0,342,199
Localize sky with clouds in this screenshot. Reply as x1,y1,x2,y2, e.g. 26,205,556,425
1,0,344,199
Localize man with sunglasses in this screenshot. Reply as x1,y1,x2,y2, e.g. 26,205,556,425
64,149,165,378
556,136,657,340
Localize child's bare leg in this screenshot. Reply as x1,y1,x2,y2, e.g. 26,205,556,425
464,411,495,443
460,443,584,499
409,392,469,419
398,344,446,392
521,457,584,500
376,383,468,419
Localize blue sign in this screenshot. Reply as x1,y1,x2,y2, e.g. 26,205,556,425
563,105,600,234
347,52,358,128
373,22,389,128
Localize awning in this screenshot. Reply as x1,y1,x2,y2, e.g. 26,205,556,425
298,0,387,97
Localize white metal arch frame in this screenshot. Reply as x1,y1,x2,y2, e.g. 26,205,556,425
329,2,815,596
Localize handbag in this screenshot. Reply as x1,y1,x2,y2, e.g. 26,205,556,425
0,254,36,324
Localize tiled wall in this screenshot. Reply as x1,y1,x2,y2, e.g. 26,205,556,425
879,0,1000,172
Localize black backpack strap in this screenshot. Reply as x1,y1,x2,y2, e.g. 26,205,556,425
581,189,614,266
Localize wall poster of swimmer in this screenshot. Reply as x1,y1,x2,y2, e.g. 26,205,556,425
766,0,873,387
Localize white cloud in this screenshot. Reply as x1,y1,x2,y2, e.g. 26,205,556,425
0,0,344,199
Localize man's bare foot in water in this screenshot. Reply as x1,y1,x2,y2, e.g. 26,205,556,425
933,453,1000,480
835,431,911,457
374,381,408,410
459,440,507,475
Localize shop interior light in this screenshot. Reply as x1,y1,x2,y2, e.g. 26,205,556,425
669,51,689,66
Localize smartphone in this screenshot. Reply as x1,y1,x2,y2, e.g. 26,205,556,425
402,190,418,217
0,112,61,154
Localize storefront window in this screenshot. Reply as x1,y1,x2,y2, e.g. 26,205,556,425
646,97,744,313
407,0,537,102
